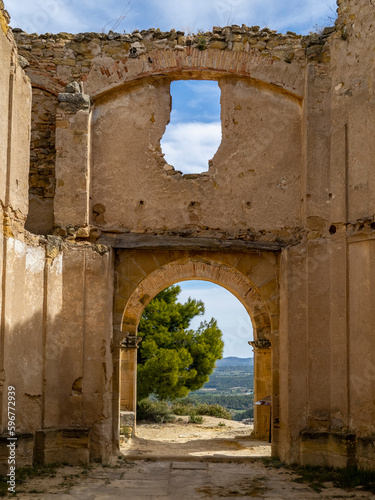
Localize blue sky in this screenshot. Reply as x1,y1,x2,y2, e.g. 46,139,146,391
177,281,254,359
161,81,222,173
4,0,337,356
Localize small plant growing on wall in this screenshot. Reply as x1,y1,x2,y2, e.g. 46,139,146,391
195,30,207,51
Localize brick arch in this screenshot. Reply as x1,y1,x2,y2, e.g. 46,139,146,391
25,69,65,96
84,47,304,100
116,250,279,341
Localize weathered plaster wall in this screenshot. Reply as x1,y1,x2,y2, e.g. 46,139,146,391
276,0,375,467
0,1,30,234
91,78,301,239
330,0,375,468
0,5,116,471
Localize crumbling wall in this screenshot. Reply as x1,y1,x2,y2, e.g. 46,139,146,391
329,0,375,469
0,4,116,471
90,76,301,241
277,0,375,468
13,25,330,235
0,0,40,470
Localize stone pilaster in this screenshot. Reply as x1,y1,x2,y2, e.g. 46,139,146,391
120,334,142,413
54,82,92,234
249,338,272,440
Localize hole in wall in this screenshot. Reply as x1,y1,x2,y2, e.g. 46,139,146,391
72,377,83,396
92,203,106,224
329,225,337,235
161,80,222,174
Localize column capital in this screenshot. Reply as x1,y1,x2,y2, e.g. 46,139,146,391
249,339,271,350
121,336,142,349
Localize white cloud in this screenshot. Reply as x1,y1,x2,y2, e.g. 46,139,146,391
177,281,254,359
6,0,89,33
161,121,221,174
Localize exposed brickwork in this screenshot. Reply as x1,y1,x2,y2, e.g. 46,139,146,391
29,88,56,198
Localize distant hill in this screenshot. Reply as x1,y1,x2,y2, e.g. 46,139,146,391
190,355,254,402
216,357,254,368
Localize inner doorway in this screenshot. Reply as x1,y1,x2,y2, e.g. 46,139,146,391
114,250,278,455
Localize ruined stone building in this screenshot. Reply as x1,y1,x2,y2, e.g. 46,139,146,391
1,0,375,471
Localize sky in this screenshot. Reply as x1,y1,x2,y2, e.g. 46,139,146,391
161,81,222,173
4,0,337,356
177,281,254,359
5,0,337,37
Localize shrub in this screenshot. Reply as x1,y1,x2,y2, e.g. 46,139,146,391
188,412,203,424
137,399,176,424
195,403,232,420
171,401,195,416
195,30,207,51
120,426,132,438
172,400,232,419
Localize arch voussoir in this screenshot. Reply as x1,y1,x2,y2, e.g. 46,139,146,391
115,251,279,341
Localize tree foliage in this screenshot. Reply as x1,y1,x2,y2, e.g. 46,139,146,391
137,285,224,401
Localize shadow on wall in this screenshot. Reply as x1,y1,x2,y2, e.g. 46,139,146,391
0,310,116,472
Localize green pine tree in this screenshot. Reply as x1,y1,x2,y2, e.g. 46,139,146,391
137,285,224,401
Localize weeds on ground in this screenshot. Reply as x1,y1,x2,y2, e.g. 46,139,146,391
260,457,375,494
261,456,286,469
292,464,375,494
0,463,58,497
0,458,135,497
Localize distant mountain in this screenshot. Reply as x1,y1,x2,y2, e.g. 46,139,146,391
216,357,254,367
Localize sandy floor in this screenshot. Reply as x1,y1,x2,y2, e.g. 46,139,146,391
121,416,271,459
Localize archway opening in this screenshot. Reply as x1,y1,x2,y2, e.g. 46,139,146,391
137,280,255,421
175,280,256,425
120,277,273,459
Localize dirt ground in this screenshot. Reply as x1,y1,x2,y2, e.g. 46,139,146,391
8,418,375,499
121,416,271,459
